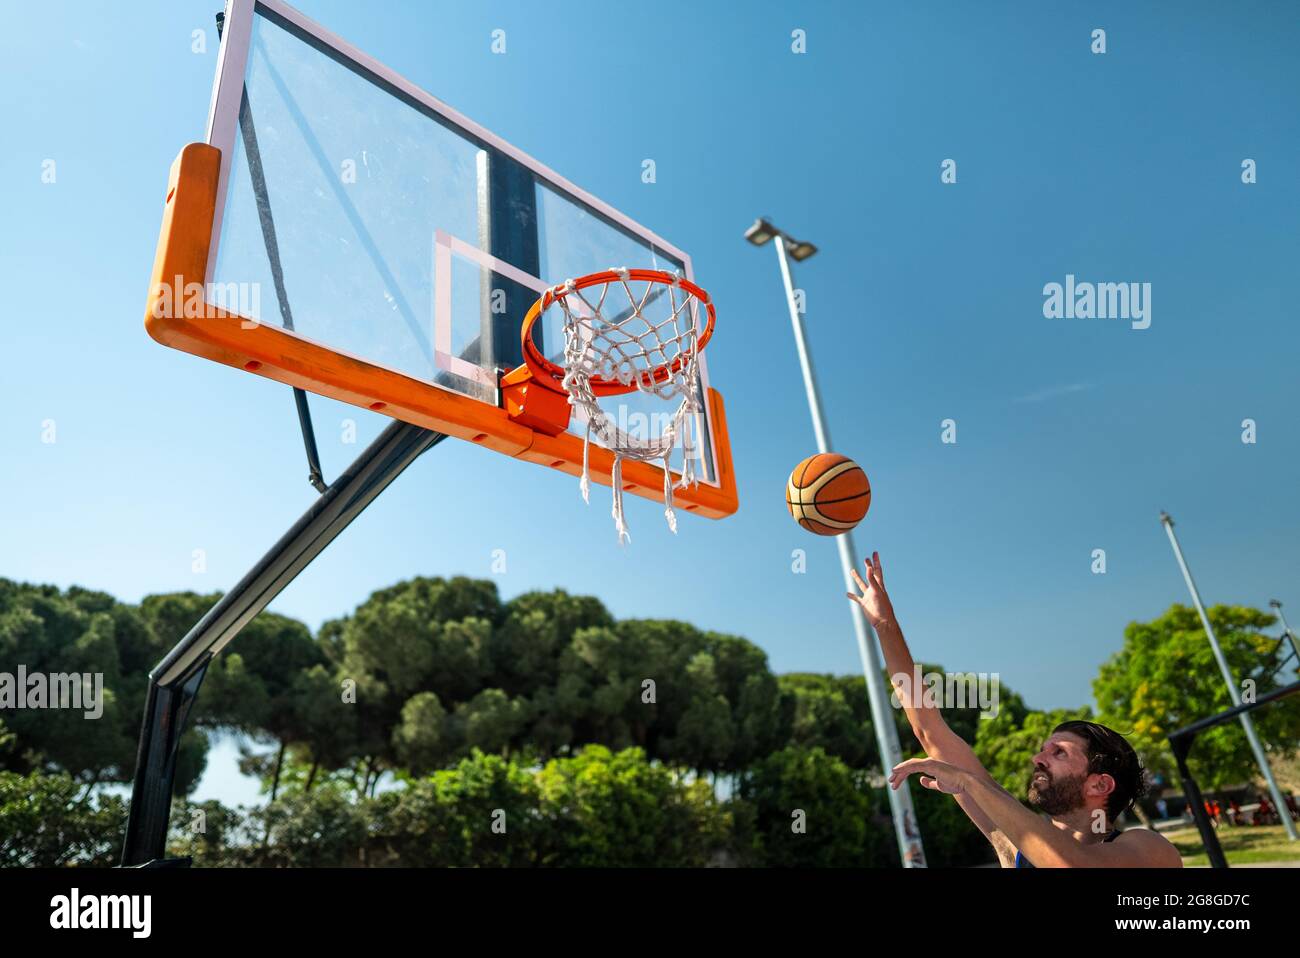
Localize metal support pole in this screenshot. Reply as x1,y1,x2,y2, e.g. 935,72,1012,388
122,420,444,865
773,235,927,867
1159,512,1298,842
1169,735,1229,868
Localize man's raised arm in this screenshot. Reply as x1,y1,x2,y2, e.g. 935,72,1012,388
847,552,1017,865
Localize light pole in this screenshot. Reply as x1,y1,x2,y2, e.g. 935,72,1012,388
746,218,928,867
1160,512,1298,841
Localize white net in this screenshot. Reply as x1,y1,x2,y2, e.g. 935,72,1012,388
550,268,704,543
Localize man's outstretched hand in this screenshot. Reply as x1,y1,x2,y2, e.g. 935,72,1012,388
846,551,897,630
890,757,970,796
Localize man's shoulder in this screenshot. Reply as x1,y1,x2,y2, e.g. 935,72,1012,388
1112,826,1183,865
1113,826,1174,847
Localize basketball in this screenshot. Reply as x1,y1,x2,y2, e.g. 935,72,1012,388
786,453,871,536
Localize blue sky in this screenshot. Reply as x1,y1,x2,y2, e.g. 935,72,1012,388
3,1,1299,805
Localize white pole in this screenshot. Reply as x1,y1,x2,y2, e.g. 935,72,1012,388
774,235,928,867
1160,513,1298,841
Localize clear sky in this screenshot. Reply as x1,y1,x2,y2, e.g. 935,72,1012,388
4,0,1299,807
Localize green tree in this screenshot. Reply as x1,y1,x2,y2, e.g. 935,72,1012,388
781,674,874,768
0,771,126,866
334,576,501,702
391,691,449,774
247,787,373,867
492,589,614,696
328,577,506,794
1094,604,1300,790
0,582,159,786
373,749,542,867
205,612,327,800
167,798,249,867
290,665,362,790
737,745,893,866
535,745,730,866
453,688,530,755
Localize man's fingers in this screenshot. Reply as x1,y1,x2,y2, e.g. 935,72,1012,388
863,556,882,591
849,567,868,593
873,551,885,586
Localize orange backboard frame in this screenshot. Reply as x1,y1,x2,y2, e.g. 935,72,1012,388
144,143,738,519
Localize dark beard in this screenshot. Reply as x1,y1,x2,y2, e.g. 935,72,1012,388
1026,769,1086,816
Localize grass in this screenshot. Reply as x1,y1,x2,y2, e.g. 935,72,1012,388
1166,823,1300,866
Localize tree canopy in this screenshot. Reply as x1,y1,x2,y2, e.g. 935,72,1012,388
3,573,1295,867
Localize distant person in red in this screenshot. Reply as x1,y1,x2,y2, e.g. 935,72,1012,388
846,552,1183,868
1229,798,1243,826
1257,796,1276,826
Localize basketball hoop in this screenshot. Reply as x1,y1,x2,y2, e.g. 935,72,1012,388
507,267,717,543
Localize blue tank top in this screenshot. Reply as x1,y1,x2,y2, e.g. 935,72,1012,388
1014,828,1121,867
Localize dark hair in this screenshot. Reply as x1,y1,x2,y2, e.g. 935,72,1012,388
1053,720,1148,821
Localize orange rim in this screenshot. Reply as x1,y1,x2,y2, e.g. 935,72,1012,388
519,268,716,397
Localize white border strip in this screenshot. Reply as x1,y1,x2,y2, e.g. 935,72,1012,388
205,0,256,288
433,229,550,389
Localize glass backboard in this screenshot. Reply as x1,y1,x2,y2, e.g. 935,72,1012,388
145,0,735,519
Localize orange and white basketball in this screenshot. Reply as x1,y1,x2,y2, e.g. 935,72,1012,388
786,453,871,536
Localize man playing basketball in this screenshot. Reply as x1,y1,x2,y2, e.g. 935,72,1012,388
847,552,1183,868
